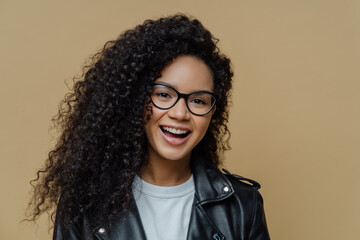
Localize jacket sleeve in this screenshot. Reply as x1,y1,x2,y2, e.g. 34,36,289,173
249,191,271,240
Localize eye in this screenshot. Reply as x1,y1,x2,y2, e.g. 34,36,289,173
156,92,172,99
191,98,207,105
188,93,214,108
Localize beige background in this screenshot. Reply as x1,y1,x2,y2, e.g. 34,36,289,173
1,0,359,239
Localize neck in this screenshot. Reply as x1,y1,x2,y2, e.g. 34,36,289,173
141,151,192,186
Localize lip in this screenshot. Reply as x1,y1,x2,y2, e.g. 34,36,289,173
159,125,192,146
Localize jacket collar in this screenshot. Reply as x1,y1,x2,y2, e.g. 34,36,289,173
95,153,234,240
191,152,235,204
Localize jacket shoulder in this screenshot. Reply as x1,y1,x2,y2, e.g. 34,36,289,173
222,168,261,190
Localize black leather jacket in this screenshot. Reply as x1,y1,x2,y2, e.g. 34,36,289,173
54,158,270,240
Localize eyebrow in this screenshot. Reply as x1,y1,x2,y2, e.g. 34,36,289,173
155,81,214,93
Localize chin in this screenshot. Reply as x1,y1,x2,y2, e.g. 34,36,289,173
158,149,192,162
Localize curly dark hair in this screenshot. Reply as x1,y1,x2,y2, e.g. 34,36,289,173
28,14,233,232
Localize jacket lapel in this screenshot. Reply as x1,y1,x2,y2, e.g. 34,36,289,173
94,199,147,240
186,156,235,240
186,195,226,240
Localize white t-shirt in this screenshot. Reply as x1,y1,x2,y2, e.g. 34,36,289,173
132,175,195,240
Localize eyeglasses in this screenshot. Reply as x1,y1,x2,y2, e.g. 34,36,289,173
150,83,216,116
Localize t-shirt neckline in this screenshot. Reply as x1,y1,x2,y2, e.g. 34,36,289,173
132,175,194,199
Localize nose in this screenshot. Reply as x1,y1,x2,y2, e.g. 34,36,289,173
167,97,190,120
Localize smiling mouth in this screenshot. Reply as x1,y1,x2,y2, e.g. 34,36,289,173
160,126,191,138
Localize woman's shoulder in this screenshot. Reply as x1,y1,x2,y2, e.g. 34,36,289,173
221,168,261,192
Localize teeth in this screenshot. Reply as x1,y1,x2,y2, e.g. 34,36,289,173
162,126,189,135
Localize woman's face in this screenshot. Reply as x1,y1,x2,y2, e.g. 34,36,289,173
144,55,215,163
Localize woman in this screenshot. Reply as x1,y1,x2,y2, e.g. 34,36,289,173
29,14,270,240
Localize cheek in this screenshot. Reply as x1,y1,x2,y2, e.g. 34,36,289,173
195,117,212,138
146,106,161,122
143,106,166,134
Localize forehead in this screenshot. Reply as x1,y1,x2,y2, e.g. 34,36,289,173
155,55,214,92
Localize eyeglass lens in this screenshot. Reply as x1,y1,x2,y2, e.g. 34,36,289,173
151,85,215,115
